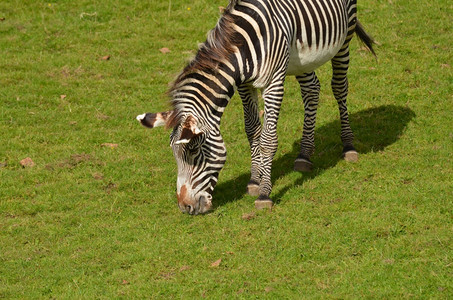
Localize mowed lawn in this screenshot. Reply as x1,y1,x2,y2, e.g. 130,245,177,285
1,0,452,298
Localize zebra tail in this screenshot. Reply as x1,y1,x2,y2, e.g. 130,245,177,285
355,19,377,57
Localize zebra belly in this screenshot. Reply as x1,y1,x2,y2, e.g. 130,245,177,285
286,42,343,75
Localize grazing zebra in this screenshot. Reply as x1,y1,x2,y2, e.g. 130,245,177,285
137,0,375,214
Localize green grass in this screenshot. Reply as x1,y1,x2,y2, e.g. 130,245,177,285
1,0,452,298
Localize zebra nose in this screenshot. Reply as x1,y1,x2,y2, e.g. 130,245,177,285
205,194,213,203
198,193,213,214
186,204,195,215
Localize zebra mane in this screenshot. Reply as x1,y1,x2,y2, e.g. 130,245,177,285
167,1,241,128
226,0,240,11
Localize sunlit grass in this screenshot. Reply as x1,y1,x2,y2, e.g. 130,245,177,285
1,0,452,298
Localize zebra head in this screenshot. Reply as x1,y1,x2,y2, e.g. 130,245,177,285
137,111,226,215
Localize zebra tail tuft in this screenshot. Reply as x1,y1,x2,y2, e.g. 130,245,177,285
355,19,377,58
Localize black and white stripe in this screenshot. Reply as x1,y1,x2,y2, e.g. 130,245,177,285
153,0,375,212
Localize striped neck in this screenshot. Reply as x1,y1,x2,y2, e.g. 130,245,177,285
170,66,237,129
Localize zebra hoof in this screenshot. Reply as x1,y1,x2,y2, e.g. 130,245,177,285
255,195,273,210
247,182,260,197
294,158,313,172
343,150,359,162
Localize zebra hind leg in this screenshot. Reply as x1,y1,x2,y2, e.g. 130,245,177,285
331,49,359,162
238,85,262,196
294,72,320,172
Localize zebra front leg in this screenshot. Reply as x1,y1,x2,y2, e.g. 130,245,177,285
238,85,262,196
331,49,358,162
294,72,320,172
254,80,285,209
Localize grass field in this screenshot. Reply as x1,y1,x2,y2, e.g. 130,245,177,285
1,0,452,298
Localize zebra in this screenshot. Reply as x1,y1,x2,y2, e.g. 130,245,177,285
137,0,375,214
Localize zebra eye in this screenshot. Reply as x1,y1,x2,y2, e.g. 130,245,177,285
186,139,200,151
188,146,199,155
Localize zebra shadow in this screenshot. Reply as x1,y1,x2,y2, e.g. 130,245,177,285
213,104,416,208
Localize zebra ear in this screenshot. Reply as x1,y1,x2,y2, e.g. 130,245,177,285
136,111,174,128
175,115,203,145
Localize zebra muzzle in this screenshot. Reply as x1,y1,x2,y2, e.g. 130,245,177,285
178,190,213,215
195,192,213,215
